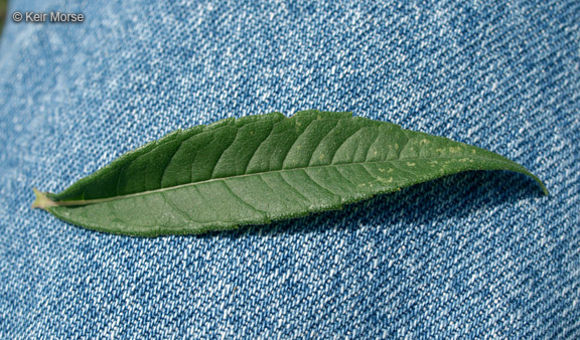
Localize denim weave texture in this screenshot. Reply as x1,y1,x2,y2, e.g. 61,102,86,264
0,0,578,338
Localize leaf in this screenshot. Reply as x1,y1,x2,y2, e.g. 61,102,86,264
32,110,547,237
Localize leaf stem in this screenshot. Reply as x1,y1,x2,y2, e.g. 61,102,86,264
31,188,58,209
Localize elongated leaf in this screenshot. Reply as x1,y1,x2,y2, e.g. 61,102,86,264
32,110,547,236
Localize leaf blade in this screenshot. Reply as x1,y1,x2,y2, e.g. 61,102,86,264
34,110,547,236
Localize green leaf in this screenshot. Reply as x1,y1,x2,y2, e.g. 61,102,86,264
32,110,547,237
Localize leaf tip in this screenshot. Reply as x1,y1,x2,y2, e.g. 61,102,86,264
528,174,549,196
540,182,549,196
31,188,57,210
528,173,549,196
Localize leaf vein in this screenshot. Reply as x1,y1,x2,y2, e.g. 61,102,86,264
278,172,310,204
210,127,239,178
330,125,365,164
302,169,339,198
307,119,341,166
281,118,315,168
160,191,198,223
222,181,267,216
160,137,184,188
244,121,276,174
51,156,529,207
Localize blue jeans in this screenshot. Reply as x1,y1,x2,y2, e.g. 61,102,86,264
0,0,578,338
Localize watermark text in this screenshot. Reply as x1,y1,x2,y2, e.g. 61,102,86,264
12,11,85,23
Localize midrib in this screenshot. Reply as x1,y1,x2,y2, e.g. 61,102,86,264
46,155,524,207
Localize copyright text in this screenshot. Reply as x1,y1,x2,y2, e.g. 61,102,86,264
12,11,85,23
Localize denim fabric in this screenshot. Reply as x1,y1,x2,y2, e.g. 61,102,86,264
0,0,578,338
